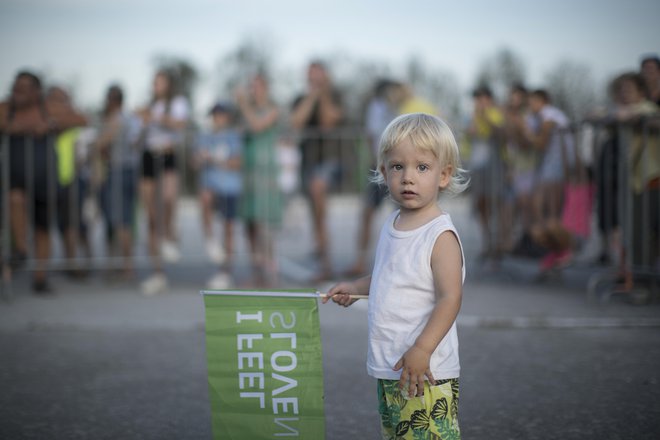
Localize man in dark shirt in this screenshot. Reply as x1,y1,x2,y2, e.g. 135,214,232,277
290,61,344,280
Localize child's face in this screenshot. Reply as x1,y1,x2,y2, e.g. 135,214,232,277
380,139,451,214
212,112,230,129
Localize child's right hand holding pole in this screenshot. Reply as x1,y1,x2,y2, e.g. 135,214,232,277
321,276,371,307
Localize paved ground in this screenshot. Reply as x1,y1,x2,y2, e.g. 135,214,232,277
1,194,659,439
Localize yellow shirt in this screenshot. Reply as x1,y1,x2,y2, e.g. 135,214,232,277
55,128,80,186
473,107,504,139
399,97,439,116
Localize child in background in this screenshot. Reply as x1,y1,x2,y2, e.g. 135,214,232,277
194,102,242,289
323,113,467,439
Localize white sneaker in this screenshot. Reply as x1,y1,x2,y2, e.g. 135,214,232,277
206,271,233,290
161,240,181,263
141,273,168,296
206,241,226,265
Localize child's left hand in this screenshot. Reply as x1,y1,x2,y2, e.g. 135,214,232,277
393,345,435,398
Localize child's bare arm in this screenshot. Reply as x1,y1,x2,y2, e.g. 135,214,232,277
394,231,463,398
321,275,371,307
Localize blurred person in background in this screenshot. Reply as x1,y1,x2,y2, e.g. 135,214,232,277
236,72,282,286
95,84,141,280
46,86,90,278
193,102,242,290
640,55,660,106
290,60,344,281
0,70,87,292
136,69,190,295
523,90,574,224
503,84,543,257
593,73,658,269
346,78,397,276
465,85,507,259
387,81,440,116
610,72,659,292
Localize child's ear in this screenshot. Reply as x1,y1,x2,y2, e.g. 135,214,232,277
438,165,453,189
379,164,387,179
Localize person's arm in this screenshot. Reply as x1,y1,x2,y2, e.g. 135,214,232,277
523,119,555,151
290,93,318,130
394,231,463,398
223,135,243,170
161,114,188,131
237,95,279,133
46,101,88,130
317,90,343,129
160,97,189,131
321,275,371,307
95,114,122,158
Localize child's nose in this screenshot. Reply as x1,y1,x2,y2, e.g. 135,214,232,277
401,169,414,183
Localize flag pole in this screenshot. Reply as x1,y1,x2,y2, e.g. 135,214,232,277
317,292,369,300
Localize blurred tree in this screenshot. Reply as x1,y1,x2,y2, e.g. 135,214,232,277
152,54,199,103
543,59,597,122
474,47,527,103
324,51,393,124
406,56,462,125
215,34,276,99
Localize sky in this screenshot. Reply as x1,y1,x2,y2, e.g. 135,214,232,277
1,0,658,116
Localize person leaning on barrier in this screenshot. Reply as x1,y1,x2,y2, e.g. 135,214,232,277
290,60,344,281
95,84,141,280
236,72,282,287
613,73,660,293
465,85,507,259
45,86,90,279
522,90,574,224
135,69,190,296
345,79,398,277
0,70,87,293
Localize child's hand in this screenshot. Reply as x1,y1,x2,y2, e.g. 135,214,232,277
321,282,359,307
393,345,435,398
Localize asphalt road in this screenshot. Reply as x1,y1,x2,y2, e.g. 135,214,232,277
1,300,659,440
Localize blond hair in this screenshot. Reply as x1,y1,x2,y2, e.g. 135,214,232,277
374,113,468,195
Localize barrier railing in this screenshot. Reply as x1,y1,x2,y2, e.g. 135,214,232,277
2,118,657,303
0,126,370,299
467,114,660,303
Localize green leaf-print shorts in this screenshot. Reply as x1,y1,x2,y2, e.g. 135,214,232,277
377,378,460,440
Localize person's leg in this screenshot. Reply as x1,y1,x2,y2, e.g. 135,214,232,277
349,203,375,274
262,224,278,286
199,189,214,238
33,227,50,290
349,180,385,275
547,181,564,222
162,170,179,243
9,189,28,257
308,175,331,276
245,219,262,271
140,178,161,271
477,195,492,257
224,219,234,267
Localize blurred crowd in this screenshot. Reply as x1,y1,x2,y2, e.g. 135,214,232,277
1,55,659,297
461,55,660,292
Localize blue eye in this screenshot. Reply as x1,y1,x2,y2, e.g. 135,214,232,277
418,164,428,171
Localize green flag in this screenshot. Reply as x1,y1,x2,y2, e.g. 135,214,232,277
202,290,326,439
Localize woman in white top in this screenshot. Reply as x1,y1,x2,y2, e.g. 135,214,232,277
324,113,467,439
137,70,190,295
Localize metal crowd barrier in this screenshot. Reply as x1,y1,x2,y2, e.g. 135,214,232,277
466,115,660,303
0,126,369,299
587,114,660,302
